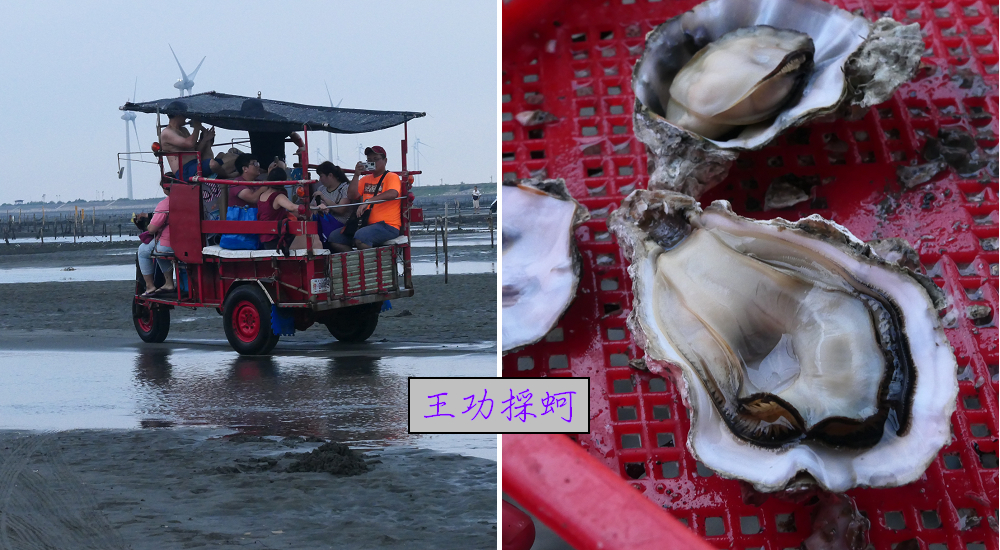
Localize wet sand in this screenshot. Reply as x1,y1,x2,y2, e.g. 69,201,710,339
0,273,496,348
0,428,496,549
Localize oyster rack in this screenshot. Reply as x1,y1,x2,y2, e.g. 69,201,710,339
501,0,998,548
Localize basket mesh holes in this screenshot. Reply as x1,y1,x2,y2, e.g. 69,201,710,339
501,94,511,103
618,406,638,421
652,405,671,420
609,353,628,366
612,379,634,394
502,131,514,142
608,86,622,95
705,517,726,536
600,276,619,291
599,30,613,40
545,327,564,342
607,327,626,341
648,378,667,392
502,112,512,122
967,543,987,550
587,165,604,177
980,450,998,468
524,74,539,83
776,513,796,533
964,396,982,409
661,461,680,478
549,355,569,370
944,453,964,469
929,544,948,550
502,151,515,161
921,510,943,529
571,32,586,43
580,106,596,117
970,423,990,437
656,432,675,447
609,104,625,115
517,357,534,371
695,461,715,477
528,129,545,140
885,511,906,530
797,155,816,167
740,516,761,535
604,302,623,315
624,462,646,479
621,433,641,448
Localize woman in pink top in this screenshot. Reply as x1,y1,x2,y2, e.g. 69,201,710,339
138,182,176,297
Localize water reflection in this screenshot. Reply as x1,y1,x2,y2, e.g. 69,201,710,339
0,348,494,459
123,349,495,458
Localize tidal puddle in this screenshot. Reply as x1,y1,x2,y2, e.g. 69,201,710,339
0,349,496,460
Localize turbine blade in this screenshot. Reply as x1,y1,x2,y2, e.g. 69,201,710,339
132,77,138,102
336,98,343,108
188,56,206,80
325,81,333,107
169,44,188,79
131,119,141,152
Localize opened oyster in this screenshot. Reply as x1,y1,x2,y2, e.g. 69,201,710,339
609,190,957,492
502,179,589,353
632,0,923,197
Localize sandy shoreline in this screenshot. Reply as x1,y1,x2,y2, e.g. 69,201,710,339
0,428,496,549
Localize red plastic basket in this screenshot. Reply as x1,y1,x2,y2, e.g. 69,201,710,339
501,0,998,548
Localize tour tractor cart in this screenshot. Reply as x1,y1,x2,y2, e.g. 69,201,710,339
120,92,425,355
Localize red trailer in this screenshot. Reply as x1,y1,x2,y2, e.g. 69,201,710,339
121,92,425,354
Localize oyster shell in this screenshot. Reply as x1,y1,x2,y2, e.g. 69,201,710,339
631,0,923,197
609,190,957,492
502,179,589,353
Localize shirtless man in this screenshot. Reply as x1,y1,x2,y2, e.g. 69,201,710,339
159,102,222,182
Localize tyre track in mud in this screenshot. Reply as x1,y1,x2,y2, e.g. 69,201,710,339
0,432,127,550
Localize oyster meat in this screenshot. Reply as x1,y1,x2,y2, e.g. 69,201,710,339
665,26,814,139
502,179,589,353
609,190,958,492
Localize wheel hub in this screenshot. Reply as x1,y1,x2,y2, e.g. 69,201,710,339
233,301,260,343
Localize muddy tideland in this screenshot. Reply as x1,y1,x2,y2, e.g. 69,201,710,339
0,244,498,549
0,429,496,549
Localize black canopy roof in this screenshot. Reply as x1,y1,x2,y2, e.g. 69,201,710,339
121,92,425,134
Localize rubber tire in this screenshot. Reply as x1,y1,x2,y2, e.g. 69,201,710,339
223,285,280,355
324,302,381,343
133,297,170,343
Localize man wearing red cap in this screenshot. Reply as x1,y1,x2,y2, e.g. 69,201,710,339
327,145,402,251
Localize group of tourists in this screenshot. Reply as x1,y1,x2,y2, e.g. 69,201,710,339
136,108,405,297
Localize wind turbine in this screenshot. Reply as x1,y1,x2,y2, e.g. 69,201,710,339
412,138,431,186
169,44,205,96
324,82,343,163
120,78,141,200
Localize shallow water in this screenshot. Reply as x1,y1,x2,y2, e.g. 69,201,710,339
0,260,495,283
0,348,496,460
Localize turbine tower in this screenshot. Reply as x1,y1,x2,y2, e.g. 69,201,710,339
120,79,141,200
169,44,205,96
324,81,343,163
412,138,431,186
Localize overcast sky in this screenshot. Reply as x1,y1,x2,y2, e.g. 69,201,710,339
0,1,497,204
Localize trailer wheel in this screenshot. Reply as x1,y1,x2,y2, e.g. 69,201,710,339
324,302,381,343
223,285,280,355
133,297,170,343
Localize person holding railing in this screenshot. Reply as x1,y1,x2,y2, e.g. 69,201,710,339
326,145,401,252
159,101,223,182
